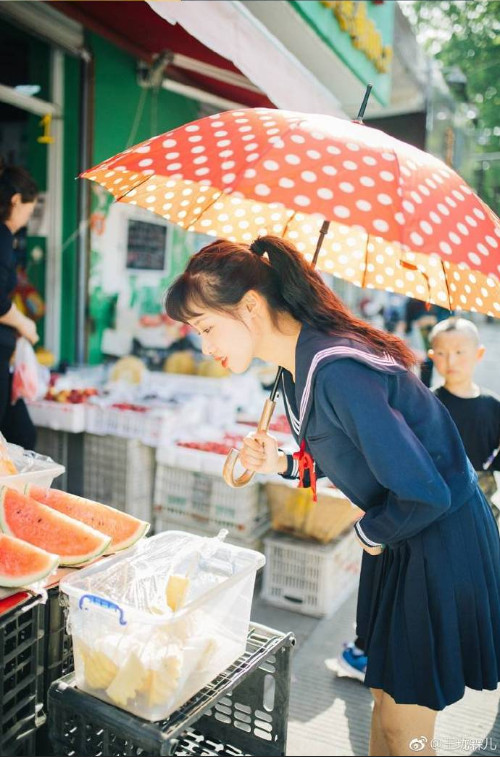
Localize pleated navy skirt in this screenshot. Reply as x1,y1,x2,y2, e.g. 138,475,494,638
358,487,500,710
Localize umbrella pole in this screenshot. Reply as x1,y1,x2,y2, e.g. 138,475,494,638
225,84,373,487
223,221,331,488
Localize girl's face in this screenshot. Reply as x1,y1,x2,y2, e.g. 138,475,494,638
8,194,37,234
189,305,256,374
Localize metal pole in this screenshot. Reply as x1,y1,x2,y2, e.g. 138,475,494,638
76,51,92,364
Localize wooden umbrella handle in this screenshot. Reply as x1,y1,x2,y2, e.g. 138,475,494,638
222,398,276,488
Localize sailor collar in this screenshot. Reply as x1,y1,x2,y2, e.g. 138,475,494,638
281,324,406,442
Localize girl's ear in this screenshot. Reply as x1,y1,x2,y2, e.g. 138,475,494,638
242,290,260,315
477,344,486,361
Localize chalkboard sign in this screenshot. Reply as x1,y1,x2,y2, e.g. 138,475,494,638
126,219,168,271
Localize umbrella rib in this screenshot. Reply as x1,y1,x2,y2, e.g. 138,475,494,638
282,210,296,239
440,258,453,313
186,189,225,231
114,174,154,203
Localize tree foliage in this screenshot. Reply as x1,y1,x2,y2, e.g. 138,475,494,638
405,1,500,206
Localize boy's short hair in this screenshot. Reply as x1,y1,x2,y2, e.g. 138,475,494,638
429,316,480,347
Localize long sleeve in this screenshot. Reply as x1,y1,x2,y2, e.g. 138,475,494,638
316,360,452,546
278,449,326,483
0,225,15,316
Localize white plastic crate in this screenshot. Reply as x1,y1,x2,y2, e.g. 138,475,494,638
261,530,362,617
153,513,270,554
154,463,268,537
83,434,155,521
27,400,86,433
85,403,172,447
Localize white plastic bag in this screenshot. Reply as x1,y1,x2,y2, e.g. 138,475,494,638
12,337,41,403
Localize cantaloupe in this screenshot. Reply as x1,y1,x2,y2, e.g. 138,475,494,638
163,351,197,375
25,486,149,554
0,487,111,566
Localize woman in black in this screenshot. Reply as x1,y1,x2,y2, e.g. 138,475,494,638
0,157,39,449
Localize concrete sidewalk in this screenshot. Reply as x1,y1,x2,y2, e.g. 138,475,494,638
251,589,500,756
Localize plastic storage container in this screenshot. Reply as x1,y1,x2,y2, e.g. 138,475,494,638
0,444,65,493
48,624,294,757
59,531,265,721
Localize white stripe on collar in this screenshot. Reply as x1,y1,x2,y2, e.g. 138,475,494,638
283,387,300,434
299,346,402,427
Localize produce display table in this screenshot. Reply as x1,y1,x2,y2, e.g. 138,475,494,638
48,624,294,757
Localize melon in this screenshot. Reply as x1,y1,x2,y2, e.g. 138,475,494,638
0,487,111,566
0,533,59,587
25,485,150,553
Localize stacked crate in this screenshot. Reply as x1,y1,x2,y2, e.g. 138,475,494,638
48,624,294,757
82,433,155,522
153,444,270,549
260,480,363,617
0,593,46,757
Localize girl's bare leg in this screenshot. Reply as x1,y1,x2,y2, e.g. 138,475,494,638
372,689,438,756
370,688,390,757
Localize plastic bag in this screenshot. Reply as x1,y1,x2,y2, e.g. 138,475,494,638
12,337,40,403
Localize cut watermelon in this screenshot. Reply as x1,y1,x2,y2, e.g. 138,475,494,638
0,533,59,587
25,486,150,553
0,487,111,566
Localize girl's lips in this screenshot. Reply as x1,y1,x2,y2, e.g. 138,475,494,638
222,357,228,369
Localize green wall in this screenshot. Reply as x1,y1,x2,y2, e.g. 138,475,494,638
87,32,202,363
91,33,200,163
290,0,394,106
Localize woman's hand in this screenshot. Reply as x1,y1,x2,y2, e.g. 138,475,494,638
355,536,385,556
238,431,284,475
19,316,39,345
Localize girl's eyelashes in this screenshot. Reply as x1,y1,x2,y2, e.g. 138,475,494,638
202,327,212,335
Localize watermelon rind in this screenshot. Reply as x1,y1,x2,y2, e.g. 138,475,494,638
0,487,111,566
0,533,59,588
25,485,150,553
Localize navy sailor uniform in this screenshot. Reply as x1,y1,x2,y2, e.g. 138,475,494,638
279,324,500,710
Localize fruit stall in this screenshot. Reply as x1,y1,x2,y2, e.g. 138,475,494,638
0,350,362,755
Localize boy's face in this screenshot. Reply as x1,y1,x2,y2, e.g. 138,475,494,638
428,330,485,386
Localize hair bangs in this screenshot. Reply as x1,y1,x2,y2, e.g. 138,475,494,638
165,273,220,323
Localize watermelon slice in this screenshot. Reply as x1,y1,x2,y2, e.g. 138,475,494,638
0,533,59,587
0,487,111,566
25,486,150,553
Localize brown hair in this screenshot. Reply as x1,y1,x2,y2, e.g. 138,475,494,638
165,235,416,369
0,156,38,223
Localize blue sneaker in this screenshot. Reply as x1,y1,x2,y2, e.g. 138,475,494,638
337,642,367,682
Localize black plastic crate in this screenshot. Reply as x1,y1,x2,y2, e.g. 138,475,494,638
0,593,45,756
35,587,75,756
48,623,294,757
43,587,74,699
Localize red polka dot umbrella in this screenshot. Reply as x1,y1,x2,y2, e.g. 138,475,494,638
82,107,500,317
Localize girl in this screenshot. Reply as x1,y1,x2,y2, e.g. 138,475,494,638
165,235,500,757
0,157,39,449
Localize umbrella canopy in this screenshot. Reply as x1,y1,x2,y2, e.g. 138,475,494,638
82,108,500,317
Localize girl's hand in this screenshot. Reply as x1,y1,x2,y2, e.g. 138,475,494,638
238,431,283,474
355,536,385,556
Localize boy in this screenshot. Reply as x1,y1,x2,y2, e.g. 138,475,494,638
428,317,500,520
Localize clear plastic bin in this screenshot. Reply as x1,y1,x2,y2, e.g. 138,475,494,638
0,444,65,492
59,531,265,721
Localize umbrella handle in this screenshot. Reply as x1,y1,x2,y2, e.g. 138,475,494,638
222,398,276,488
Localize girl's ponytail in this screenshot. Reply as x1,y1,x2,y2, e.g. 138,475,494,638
166,234,416,370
